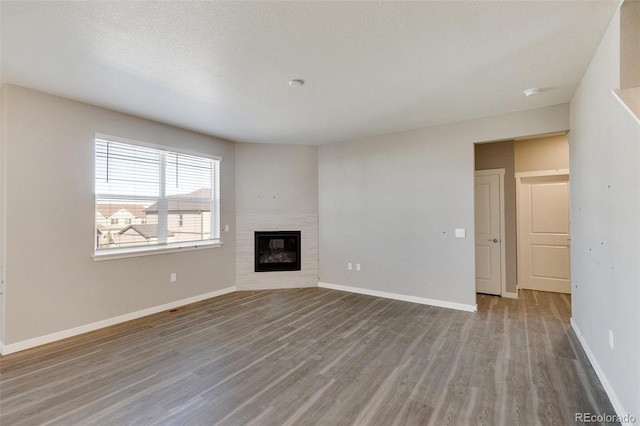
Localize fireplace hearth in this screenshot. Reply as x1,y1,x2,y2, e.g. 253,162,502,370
254,231,301,272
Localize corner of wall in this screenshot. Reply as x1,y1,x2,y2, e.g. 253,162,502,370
0,84,7,346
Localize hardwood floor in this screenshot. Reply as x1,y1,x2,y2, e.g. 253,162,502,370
0,288,616,425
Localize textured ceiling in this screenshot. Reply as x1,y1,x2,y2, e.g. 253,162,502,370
0,1,618,144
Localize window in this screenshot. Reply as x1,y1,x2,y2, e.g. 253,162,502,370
95,136,220,255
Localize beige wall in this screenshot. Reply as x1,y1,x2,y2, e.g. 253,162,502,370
514,134,569,173
620,0,640,89
474,140,517,294
1,85,237,346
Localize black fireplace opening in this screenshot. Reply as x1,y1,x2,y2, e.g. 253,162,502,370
255,231,301,272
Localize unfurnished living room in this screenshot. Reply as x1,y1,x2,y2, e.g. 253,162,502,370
0,1,639,425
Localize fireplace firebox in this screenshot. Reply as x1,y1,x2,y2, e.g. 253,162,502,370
254,231,301,272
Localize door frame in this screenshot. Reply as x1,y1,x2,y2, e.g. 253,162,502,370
474,169,508,297
515,168,570,290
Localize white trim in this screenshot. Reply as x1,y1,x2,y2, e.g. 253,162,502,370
570,318,632,425
0,286,237,355
474,169,509,298
516,173,522,289
515,168,569,178
498,171,507,298
612,88,640,126
93,240,222,261
474,169,505,177
0,340,4,354
502,291,518,299
318,282,477,313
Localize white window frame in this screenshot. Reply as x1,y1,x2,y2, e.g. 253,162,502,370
93,134,222,261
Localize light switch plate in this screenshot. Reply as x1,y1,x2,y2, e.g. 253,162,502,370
455,228,466,238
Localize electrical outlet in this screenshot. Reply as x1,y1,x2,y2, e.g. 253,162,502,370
608,329,614,349
348,263,353,270
356,263,361,271
171,273,177,282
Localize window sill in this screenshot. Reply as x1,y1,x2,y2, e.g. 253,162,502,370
92,240,222,261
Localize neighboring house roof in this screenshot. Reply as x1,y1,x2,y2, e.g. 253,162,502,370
97,204,148,219
145,189,212,214
181,188,211,199
118,224,174,239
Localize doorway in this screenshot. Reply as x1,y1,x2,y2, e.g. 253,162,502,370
474,169,506,296
474,133,570,300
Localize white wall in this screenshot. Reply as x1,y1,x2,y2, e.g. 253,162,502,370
569,6,640,419
235,143,318,289
319,104,569,309
0,85,237,348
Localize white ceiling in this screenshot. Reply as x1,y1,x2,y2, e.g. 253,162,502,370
0,1,618,145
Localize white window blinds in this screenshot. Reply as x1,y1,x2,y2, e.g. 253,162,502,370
95,137,220,253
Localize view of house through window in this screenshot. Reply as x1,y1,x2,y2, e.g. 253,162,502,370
95,137,220,252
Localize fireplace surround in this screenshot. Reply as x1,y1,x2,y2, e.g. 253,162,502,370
254,231,301,272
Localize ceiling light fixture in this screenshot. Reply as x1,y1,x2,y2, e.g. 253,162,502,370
289,79,304,87
524,88,540,97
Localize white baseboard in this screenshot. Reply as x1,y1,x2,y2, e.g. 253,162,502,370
0,286,237,356
502,291,518,299
318,282,477,313
0,340,4,355
570,318,632,425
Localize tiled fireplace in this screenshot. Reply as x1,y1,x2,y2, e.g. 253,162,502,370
254,231,301,272
236,213,318,290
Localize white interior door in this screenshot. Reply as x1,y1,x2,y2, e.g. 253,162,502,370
475,171,503,296
518,174,571,293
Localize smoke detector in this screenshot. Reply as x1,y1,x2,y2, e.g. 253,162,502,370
524,88,540,97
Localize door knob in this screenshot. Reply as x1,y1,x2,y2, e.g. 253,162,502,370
488,238,498,243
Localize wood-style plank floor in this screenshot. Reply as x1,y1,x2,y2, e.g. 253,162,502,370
0,288,616,425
